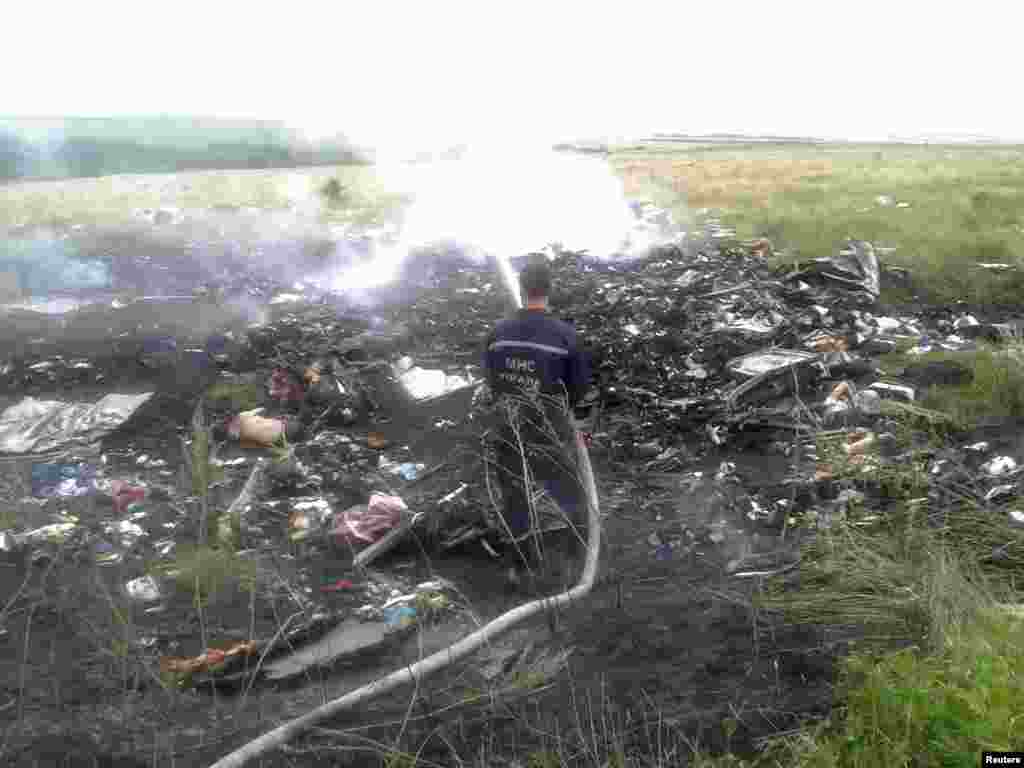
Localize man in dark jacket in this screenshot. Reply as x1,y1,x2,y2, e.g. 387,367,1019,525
483,253,590,589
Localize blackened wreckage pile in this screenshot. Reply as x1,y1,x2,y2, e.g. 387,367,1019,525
3,200,1024,746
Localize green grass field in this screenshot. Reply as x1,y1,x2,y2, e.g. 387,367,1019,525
0,164,403,232
610,143,1024,303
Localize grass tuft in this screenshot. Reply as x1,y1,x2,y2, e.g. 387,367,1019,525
764,523,942,645
526,750,561,768
0,506,19,530
153,545,257,606
319,177,348,207
937,503,1024,574
382,751,418,768
205,381,263,412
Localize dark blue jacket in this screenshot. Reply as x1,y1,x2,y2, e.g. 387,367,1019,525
483,308,589,409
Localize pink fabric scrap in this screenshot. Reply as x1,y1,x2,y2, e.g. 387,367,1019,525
332,493,408,546
110,479,147,514
322,579,355,592
269,368,305,403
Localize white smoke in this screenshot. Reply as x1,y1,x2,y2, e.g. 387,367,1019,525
399,146,638,255
326,143,669,303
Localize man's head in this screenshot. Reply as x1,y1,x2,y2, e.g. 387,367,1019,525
518,253,552,307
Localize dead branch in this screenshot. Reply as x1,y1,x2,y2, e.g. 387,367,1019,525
354,511,414,569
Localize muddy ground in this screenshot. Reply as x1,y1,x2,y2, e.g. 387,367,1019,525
0,215,844,768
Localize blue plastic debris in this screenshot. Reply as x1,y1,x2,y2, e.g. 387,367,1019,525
31,462,96,498
204,334,232,365
0,237,111,300
382,605,417,629
138,336,178,368
397,463,421,481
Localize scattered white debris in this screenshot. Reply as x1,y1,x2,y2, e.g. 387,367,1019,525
24,523,78,542
270,293,305,305
953,314,980,329
985,485,1016,503
125,576,162,602
393,363,471,401
874,317,903,333
869,382,916,402
982,456,1018,477
438,484,469,505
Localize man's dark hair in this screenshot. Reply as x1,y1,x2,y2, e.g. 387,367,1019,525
519,253,552,301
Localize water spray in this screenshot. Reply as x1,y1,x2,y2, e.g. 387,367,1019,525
496,253,523,309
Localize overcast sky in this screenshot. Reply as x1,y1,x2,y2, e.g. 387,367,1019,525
4,1,1022,152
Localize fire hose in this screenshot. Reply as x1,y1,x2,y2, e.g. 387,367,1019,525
209,426,602,768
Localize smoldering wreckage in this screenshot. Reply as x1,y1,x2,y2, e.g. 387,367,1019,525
2,202,1024,763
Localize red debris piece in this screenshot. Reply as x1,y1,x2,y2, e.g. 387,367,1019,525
322,579,355,592
110,479,147,514
330,494,407,547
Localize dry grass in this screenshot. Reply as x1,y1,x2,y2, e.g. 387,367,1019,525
761,517,996,648
286,674,735,768
614,155,835,211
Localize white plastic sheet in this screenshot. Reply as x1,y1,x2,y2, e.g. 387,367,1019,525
0,392,154,454
726,350,818,378
393,363,471,401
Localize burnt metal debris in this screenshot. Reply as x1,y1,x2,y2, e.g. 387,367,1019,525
3,203,1024,699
